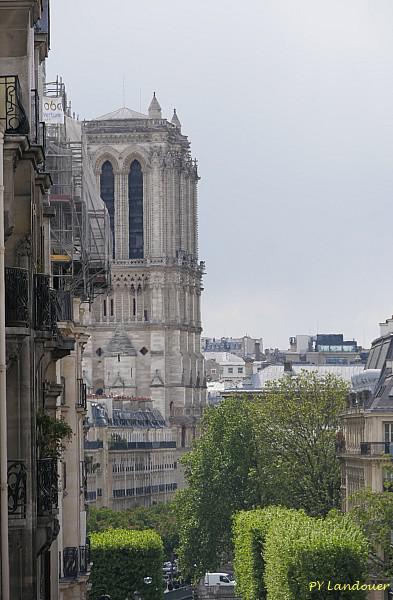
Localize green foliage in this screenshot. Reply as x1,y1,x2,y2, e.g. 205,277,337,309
176,397,262,579
234,507,368,600
346,488,393,577
255,371,348,516
90,528,164,600
36,411,72,458
87,503,179,557
176,372,348,577
233,506,296,600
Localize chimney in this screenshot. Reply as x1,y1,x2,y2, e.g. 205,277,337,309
284,361,293,374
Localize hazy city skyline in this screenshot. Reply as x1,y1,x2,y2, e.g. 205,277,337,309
47,0,393,349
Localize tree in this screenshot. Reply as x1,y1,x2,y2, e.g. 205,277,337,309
346,488,393,578
176,372,348,577
234,507,368,600
90,529,164,600
254,371,348,516
175,397,262,579
88,503,179,557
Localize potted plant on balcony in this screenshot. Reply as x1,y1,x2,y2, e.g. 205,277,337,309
36,411,72,459
36,411,73,516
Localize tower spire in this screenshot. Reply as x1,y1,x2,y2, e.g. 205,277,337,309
171,108,181,131
148,92,162,119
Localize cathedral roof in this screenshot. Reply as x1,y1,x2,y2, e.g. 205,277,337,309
95,106,148,120
106,329,137,356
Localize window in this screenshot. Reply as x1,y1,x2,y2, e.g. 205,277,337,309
100,161,115,257
103,300,107,317
228,367,233,374
377,341,391,369
181,426,186,448
62,462,67,490
385,423,393,443
238,367,243,373
128,160,143,259
211,368,216,374
110,298,114,316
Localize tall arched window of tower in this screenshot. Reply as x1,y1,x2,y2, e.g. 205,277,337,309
100,161,115,258
128,160,144,259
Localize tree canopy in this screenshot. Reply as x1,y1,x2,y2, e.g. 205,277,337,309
88,502,178,557
176,371,348,577
254,370,348,515
346,487,393,578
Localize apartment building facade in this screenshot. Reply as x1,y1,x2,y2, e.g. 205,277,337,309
338,317,393,599
85,396,177,509
1,2,110,597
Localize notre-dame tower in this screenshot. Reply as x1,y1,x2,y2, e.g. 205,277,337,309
83,93,206,454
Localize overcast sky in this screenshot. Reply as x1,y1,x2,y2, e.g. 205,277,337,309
48,0,393,349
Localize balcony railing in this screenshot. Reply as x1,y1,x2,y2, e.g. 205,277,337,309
63,546,78,578
80,461,87,500
76,378,87,410
360,442,392,456
37,458,58,516
0,76,29,134
5,267,29,327
8,461,27,519
109,440,176,450
34,274,55,331
55,290,72,321
34,276,74,331
61,543,90,578
79,544,89,574
84,440,103,450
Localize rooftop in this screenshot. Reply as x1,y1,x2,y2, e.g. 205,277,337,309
95,106,148,120
247,364,365,389
204,352,245,364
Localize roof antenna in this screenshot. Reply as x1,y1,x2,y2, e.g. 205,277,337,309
122,74,125,107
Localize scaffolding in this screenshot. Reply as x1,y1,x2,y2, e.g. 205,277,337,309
44,78,111,300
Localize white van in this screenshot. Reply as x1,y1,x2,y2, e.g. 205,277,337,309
204,572,235,586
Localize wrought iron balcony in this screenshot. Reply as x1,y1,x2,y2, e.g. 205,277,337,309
360,442,392,456
0,76,29,135
80,461,87,500
63,546,78,578
34,274,55,331
84,440,103,450
76,378,87,409
55,290,72,321
34,276,74,331
30,89,46,153
109,440,176,450
8,461,27,519
79,544,89,574
5,267,29,327
37,458,58,516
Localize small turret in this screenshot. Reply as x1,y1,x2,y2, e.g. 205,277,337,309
171,108,181,131
148,92,162,119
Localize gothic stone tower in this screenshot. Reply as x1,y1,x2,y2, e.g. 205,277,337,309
83,94,206,456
